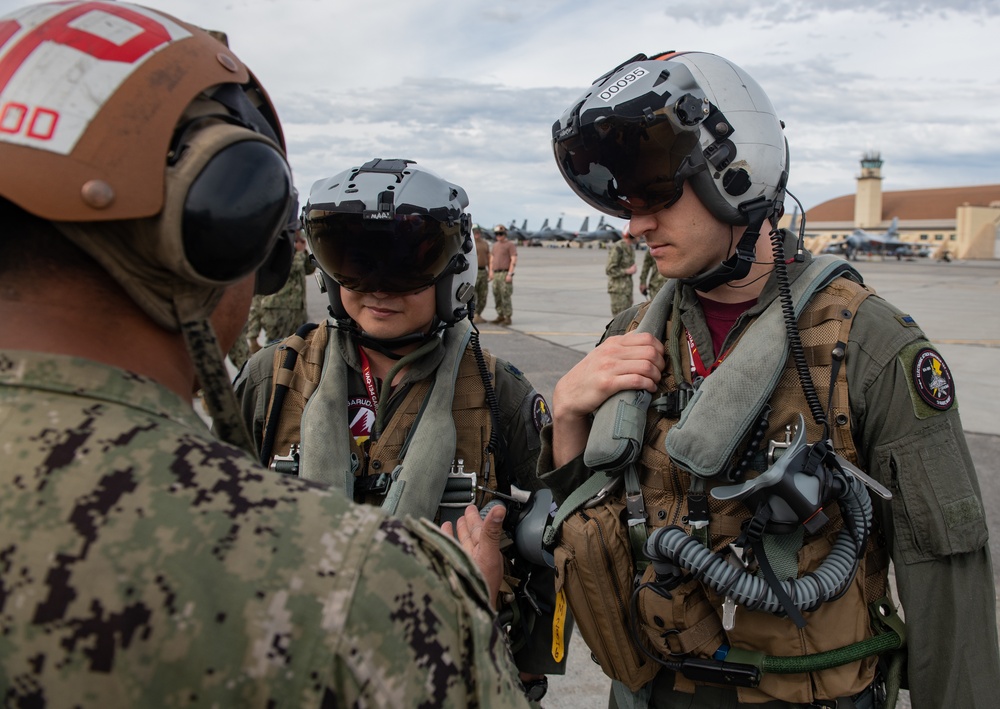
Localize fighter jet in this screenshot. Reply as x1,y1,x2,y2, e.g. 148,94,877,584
574,215,623,244
506,219,530,242
529,217,576,241
839,217,915,259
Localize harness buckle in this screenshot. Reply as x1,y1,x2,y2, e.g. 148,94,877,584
440,458,478,508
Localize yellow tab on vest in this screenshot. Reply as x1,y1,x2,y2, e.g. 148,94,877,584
552,588,567,662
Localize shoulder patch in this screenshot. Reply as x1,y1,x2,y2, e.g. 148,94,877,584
896,314,919,328
910,346,955,413
531,394,552,432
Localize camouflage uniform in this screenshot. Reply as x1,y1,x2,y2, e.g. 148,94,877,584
606,238,635,315
257,250,317,342
234,327,569,675
0,350,529,708
639,249,666,299
475,233,491,317
228,295,263,370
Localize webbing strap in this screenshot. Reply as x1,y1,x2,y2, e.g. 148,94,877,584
724,596,905,674
542,473,614,547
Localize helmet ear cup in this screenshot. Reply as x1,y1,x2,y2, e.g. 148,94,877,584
434,212,475,323
161,122,293,287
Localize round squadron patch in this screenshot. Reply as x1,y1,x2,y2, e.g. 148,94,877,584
532,394,552,432
912,348,955,411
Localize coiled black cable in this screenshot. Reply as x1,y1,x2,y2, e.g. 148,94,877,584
769,229,826,428
467,304,509,494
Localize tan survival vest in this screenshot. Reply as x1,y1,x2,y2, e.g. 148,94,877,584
554,277,892,704
261,325,499,515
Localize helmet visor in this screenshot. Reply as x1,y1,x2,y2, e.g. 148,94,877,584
305,211,462,293
553,112,702,219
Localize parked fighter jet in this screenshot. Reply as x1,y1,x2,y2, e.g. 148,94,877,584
838,217,911,259
506,219,530,242
527,217,576,245
575,215,623,244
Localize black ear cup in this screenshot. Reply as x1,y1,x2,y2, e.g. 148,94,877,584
181,139,292,283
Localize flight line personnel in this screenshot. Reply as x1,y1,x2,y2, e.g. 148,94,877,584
0,3,529,706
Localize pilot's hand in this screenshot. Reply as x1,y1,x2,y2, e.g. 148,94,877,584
442,504,506,609
552,331,664,467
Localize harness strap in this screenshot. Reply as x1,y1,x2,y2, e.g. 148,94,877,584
260,322,319,466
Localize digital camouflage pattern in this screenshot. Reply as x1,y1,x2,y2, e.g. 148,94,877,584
0,350,528,708
475,232,491,316
491,272,514,320
639,249,666,300
606,239,635,315
257,250,317,341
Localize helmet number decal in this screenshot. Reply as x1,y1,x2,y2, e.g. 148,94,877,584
0,2,189,154
598,66,648,102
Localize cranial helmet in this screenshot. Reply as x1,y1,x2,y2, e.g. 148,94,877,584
552,51,788,227
304,159,475,328
0,1,297,452
0,1,297,326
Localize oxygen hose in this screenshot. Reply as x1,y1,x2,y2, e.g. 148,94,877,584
644,473,872,617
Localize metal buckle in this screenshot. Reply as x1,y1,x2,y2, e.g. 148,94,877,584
440,458,477,508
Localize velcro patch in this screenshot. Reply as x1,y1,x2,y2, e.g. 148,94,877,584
896,314,919,328
532,394,552,432
911,347,955,412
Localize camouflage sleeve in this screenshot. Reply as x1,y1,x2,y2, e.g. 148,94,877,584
605,242,629,278
847,294,999,707
334,516,529,707
639,250,655,285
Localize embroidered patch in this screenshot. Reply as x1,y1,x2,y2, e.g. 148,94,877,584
504,362,524,379
348,396,376,445
912,348,955,411
896,314,919,328
531,394,552,432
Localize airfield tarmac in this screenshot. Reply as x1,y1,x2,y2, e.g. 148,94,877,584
304,247,1000,708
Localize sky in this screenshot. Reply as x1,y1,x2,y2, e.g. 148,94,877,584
3,0,999,233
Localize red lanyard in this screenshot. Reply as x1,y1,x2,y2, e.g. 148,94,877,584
358,347,380,408
686,330,731,379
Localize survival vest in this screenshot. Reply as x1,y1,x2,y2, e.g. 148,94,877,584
553,275,896,704
259,324,500,520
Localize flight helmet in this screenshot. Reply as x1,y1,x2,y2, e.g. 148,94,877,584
304,159,475,330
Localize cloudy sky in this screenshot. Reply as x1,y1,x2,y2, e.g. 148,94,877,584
4,0,998,232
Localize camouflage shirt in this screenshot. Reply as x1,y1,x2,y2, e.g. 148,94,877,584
258,250,317,313
0,350,528,708
605,239,635,294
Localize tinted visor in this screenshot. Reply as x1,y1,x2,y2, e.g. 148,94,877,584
305,212,462,293
553,113,702,219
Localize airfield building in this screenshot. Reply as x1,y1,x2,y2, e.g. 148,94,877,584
788,152,1000,259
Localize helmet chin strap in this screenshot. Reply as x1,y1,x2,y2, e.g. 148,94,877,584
335,316,449,360
681,199,773,293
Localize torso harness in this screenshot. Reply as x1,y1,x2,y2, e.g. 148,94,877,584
258,318,507,525
545,256,905,705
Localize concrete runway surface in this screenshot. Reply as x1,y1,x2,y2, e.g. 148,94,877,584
302,247,999,708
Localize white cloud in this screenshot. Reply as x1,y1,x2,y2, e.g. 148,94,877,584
2,0,998,227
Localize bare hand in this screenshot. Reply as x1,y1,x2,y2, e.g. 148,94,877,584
639,284,648,295
626,264,637,275
552,332,664,466
505,273,513,283
441,504,506,609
